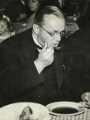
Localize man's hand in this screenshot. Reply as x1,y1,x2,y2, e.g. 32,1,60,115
34,42,54,73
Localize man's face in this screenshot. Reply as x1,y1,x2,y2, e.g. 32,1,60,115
28,0,39,11
37,14,65,49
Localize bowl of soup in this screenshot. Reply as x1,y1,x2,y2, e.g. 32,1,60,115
46,101,86,120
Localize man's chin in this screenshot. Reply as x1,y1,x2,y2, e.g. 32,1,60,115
54,43,59,48
54,44,61,50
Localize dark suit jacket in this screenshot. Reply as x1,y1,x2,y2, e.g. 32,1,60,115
0,29,65,106
63,25,90,101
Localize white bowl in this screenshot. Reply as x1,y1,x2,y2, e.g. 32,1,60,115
0,102,50,120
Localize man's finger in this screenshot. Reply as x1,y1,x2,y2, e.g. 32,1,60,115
43,42,48,50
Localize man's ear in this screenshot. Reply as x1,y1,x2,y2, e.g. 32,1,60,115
33,24,40,34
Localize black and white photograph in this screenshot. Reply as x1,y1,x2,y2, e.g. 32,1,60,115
0,0,90,119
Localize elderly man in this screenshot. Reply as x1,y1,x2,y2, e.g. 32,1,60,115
0,6,66,106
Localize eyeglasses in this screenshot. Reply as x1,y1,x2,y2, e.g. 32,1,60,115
40,26,65,38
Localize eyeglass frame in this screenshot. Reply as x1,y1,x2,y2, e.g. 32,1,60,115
39,25,65,38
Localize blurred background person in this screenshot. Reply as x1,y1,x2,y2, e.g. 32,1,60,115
57,0,90,38
0,14,15,43
4,0,45,34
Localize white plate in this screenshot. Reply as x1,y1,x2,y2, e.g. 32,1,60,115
46,101,85,115
0,102,50,120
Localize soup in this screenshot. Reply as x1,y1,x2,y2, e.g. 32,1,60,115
52,107,79,114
